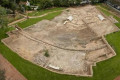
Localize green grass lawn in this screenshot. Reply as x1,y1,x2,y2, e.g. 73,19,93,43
18,11,62,28
0,4,120,80
28,7,65,16
97,4,120,28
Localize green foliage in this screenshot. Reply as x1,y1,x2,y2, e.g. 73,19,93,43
10,2,17,14
38,0,53,9
0,0,105,13
28,7,65,16
91,0,98,4
97,3,120,28
30,0,40,5
0,0,18,14
0,6,8,29
0,70,5,80
0,9,120,80
0,3,120,80
6,9,13,14
44,50,50,57
108,0,120,6
0,0,9,7
18,11,62,28
53,0,61,7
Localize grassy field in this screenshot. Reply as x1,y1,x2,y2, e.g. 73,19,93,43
28,7,65,16
18,11,62,28
0,4,120,80
97,4,120,28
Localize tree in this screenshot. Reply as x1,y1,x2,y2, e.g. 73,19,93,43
9,2,17,14
53,0,61,7
68,0,75,6
76,0,82,5
30,0,40,5
60,0,69,7
38,0,53,9
108,0,120,6
0,6,8,29
0,0,18,14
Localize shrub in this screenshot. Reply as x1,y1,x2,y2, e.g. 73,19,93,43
44,50,50,57
0,70,5,80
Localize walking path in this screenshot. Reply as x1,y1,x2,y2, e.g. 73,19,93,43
20,10,65,18
0,54,27,80
8,9,65,26
8,18,27,26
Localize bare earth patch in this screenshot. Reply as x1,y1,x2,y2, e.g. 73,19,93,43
2,5,119,76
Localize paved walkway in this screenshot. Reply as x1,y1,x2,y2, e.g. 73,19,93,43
0,54,27,80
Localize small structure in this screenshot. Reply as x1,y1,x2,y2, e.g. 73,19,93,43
26,1,30,6
98,15,105,21
30,6,39,10
19,1,30,6
67,16,73,21
80,0,91,4
64,21,68,24
64,16,73,25
48,64,60,70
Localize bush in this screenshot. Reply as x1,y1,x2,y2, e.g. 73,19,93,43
0,6,8,29
44,50,50,57
26,6,32,11
0,70,5,80
6,9,13,14
38,0,53,9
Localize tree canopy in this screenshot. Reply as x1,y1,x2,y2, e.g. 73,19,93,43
0,0,107,13
0,6,8,29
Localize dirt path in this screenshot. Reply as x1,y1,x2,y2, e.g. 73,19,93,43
0,54,27,80
20,10,65,18
8,10,65,26
114,76,120,80
8,18,27,26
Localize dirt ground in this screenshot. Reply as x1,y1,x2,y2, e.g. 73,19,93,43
114,76,120,80
2,5,119,76
0,54,27,80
